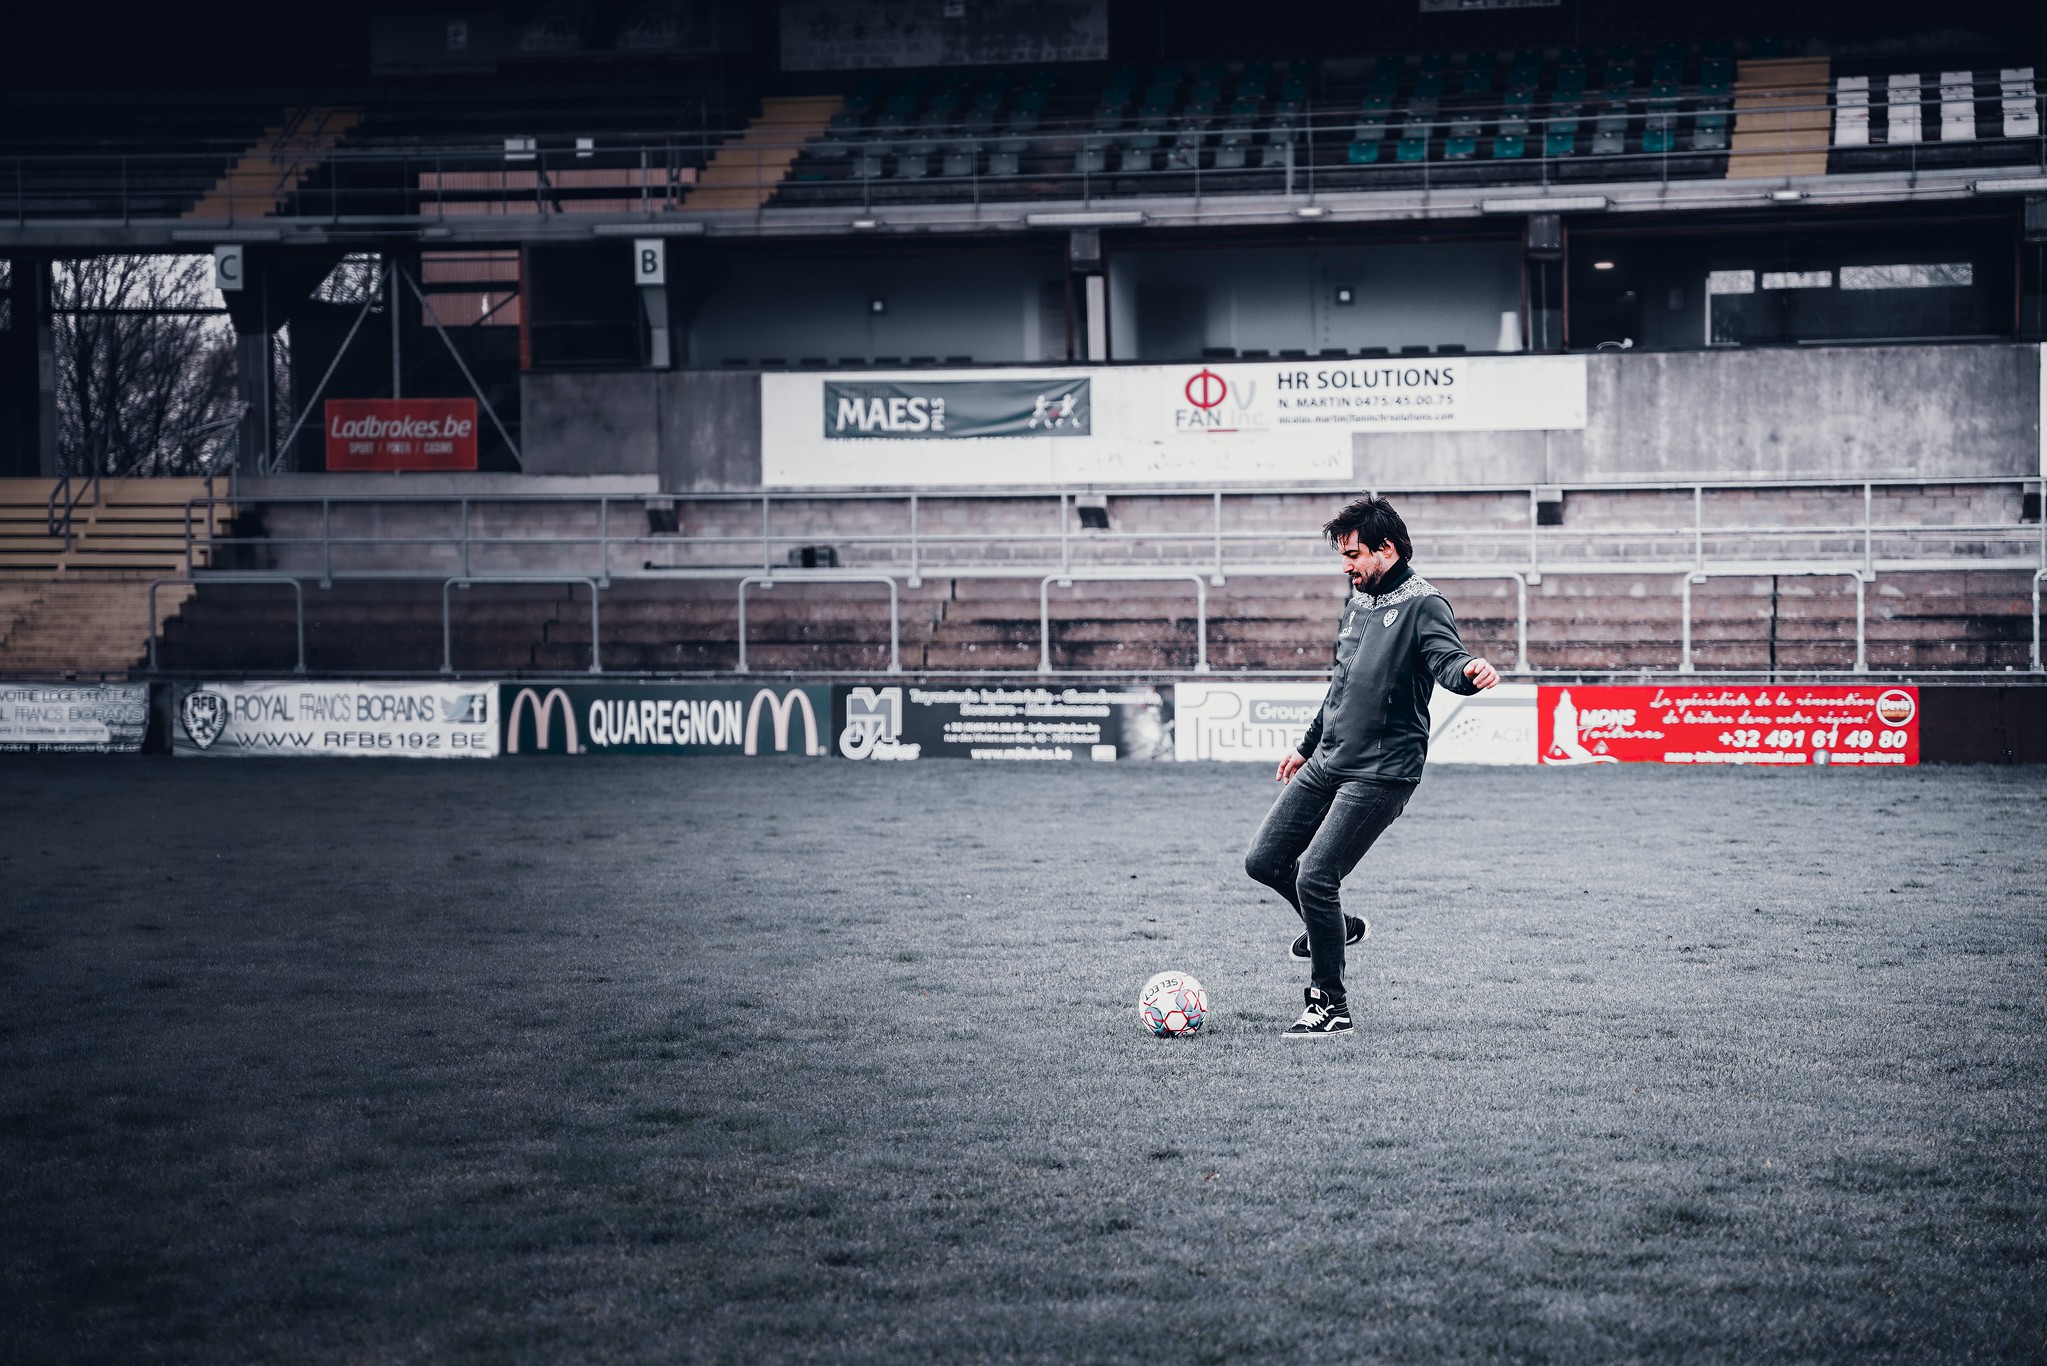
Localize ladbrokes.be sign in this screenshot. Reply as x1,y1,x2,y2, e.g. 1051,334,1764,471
499,683,830,757
326,399,478,471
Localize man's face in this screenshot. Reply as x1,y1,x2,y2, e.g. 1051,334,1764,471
1336,530,1400,592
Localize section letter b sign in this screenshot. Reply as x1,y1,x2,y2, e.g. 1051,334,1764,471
634,239,665,286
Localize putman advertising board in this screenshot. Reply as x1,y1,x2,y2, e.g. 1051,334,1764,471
173,682,499,757
1538,685,1920,766
1173,681,1537,765
833,684,1171,762
500,683,830,756
0,683,149,752
762,357,1586,487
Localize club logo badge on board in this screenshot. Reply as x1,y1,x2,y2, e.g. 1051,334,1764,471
179,690,229,750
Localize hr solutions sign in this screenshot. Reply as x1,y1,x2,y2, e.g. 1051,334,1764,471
763,357,1585,486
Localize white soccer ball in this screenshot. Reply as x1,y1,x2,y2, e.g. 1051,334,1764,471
1138,971,1208,1038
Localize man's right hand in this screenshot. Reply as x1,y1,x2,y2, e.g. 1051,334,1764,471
1276,751,1306,784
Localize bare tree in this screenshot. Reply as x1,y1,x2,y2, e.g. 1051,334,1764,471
52,254,240,476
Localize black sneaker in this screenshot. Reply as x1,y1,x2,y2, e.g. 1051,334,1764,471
1288,915,1369,961
1282,987,1352,1039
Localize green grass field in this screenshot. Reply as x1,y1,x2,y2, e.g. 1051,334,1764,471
2,757,2043,1363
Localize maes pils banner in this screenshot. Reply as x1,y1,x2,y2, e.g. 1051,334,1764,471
1538,685,1919,766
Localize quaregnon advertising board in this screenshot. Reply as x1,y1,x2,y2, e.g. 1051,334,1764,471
1537,685,1920,765
499,683,831,756
172,682,499,757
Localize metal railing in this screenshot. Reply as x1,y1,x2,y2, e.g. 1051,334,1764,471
179,474,2046,589
6,84,2042,225
135,473,2047,677
736,573,901,674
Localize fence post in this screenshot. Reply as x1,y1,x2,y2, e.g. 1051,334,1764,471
1211,490,1225,585
908,493,921,588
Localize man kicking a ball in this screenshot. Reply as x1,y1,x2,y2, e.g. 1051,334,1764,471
1245,496,1499,1038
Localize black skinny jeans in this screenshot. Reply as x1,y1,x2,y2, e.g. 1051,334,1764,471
1243,759,1414,999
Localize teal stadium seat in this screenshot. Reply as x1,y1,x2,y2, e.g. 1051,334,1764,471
1414,73,1445,99
1643,125,1674,154
1396,136,1427,162
1493,134,1525,158
1545,129,1576,157
1444,135,1477,159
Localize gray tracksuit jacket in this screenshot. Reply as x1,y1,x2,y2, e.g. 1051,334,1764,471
1295,561,1480,783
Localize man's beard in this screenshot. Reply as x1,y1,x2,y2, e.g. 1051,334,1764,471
1349,563,1386,592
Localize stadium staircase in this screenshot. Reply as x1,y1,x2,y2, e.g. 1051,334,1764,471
685,97,844,211
1729,57,1831,177
183,107,361,220
0,479,221,678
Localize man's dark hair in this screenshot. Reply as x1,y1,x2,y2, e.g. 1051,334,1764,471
1323,495,1412,564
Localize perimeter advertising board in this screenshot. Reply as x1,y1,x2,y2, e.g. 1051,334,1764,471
1537,685,1920,765
762,357,1587,487
0,683,149,752
325,399,478,471
833,684,1171,762
499,683,830,756
1173,682,1538,764
172,682,499,757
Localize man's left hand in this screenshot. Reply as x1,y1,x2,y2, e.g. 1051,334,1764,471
1464,657,1500,690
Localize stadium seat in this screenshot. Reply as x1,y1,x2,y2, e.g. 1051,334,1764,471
986,150,1020,176
1415,73,1445,99
1461,69,1491,96
1643,125,1674,154
1396,136,1427,162
893,154,929,179
1592,127,1626,155
1445,135,1477,159
1117,146,1155,173
1545,128,1577,157
1355,115,1388,141
1449,115,1483,138
1256,142,1290,168
1347,139,1381,165
854,153,885,178
1076,146,1106,174
941,151,975,177
1281,77,1308,102
1493,134,1525,158
1213,144,1247,169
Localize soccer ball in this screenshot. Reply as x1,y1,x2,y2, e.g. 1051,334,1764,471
1138,971,1208,1038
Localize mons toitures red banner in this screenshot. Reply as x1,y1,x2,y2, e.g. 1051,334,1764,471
325,399,478,471
1537,685,1919,766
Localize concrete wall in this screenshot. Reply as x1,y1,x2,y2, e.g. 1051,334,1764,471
1355,343,2042,486
521,372,663,477
682,250,1067,366
1108,240,1523,360
520,343,2043,491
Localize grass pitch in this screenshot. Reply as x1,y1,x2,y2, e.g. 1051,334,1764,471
2,756,2043,1363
